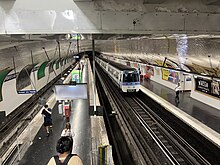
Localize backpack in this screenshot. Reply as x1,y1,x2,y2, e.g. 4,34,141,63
54,154,77,165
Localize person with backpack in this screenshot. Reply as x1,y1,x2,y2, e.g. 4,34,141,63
41,104,53,137
47,137,83,165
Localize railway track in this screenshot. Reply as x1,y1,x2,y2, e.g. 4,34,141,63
124,96,210,164
96,62,213,164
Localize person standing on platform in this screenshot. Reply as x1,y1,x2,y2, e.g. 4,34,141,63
61,122,75,152
41,104,53,137
47,137,83,165
61,122,75,138
175,82,181,103
64,101,71,122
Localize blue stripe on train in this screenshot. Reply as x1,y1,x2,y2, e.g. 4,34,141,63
121,82,140,86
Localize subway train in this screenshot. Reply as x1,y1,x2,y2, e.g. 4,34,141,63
96,56,140,92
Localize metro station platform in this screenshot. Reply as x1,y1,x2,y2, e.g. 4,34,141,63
17,59,111,165
140,79,220,147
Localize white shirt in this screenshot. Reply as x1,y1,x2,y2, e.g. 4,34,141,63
175,84,181,92
61,129,75,137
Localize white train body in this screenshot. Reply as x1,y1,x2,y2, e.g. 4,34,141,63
96,57,140,92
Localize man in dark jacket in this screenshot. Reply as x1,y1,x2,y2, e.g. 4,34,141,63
41,104,52,136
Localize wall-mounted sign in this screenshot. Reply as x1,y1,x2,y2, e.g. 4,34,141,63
133,63,138,68
211,81,220,96
71,70,82,83
195,78,211,94
17,90,37,94
161,68,179,84
144,65,154,79
195,78,220,98
146,66,154,76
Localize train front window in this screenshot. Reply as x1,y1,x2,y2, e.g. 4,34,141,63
123,72,139,82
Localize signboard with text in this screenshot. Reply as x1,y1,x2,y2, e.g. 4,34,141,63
161,68,179,84
17,90,37,94
195,78,220,98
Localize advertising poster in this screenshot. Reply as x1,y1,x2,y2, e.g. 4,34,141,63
133,63,138,68
161,68,179,84
71,70,82,83
195,78,211,94
195,78,220,98
144,65,154,79
146,66,154,76
211,80,220,97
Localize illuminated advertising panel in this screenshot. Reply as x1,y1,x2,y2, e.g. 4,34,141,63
195,78,220,98
71,70,82,83
161,68,179,84
195,78,211,94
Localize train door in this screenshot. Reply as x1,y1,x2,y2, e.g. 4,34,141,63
120,72,123,89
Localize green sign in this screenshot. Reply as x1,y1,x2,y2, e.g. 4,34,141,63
71,70,82,83
71,34,81,40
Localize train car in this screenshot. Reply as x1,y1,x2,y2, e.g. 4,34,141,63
96,56,140,92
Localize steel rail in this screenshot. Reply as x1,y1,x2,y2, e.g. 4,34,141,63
133,96,211,165
96,63,150,164
95,62,211,164
125,96,210,165
96,63,161,164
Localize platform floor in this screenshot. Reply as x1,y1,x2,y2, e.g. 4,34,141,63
19,63,91,165
19,103,65,165
19,99,90,165
141,79,220,134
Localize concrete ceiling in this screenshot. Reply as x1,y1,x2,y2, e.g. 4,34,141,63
0,0,220,77
0,34,220,77
0,0,220,34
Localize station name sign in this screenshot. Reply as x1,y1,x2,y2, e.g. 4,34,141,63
17,90,37,94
